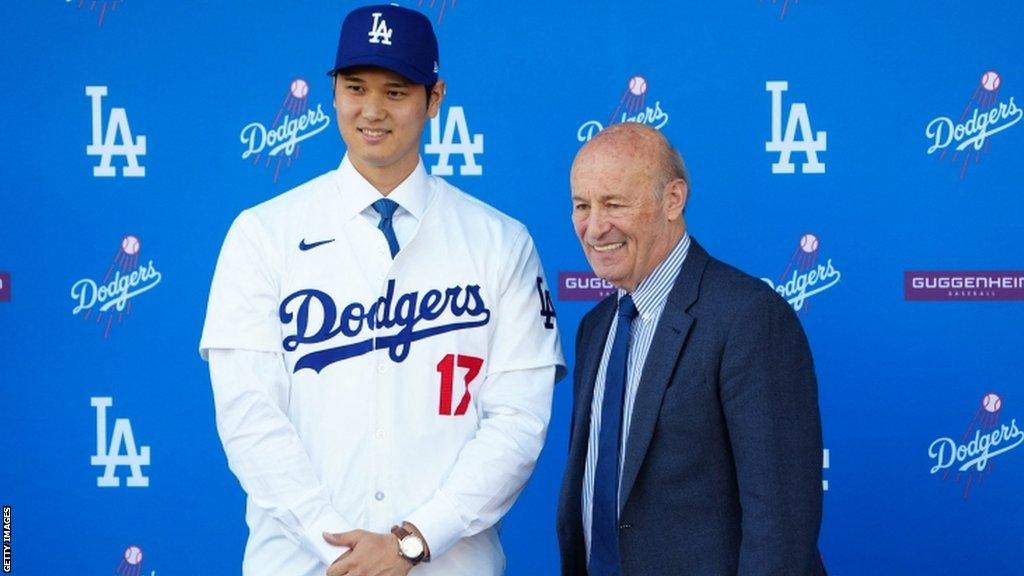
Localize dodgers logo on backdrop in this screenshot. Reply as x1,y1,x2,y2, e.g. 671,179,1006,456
70,0,123,27
557,271,616,301
115,544,155,576
91,397,151,488
86,86,146,177
417,0,457,24
925,71,1021,179
928,392,1022,498
904,270,1024,301
577,75,670,143
765,81,826,174
70,234,162,338
240,78,331,183
279,279,491,373
763,0,799,20
426,106,484,176
761,233,841,313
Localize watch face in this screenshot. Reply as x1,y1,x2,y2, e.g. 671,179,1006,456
400,536,424,558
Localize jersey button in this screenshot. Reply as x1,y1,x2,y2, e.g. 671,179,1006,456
377,365,387,375
375,491,386,501
374,429,386,440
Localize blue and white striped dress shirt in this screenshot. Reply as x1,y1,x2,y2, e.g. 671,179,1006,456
581,233,691,562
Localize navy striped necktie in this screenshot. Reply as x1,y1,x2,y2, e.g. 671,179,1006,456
590,294,637,576
372,198,400,258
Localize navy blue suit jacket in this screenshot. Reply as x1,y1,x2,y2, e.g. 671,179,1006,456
557,239,825,576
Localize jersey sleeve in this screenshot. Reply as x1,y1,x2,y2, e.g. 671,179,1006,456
199,210,283,359
486,226,567,381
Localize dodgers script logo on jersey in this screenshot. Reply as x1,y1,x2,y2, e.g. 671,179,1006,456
925,71,1021,179
761,233,841,313
426,106,484,176
70,235,162,338
87,86,146,177
577,75,670,143
928,392,1022,498
765,81,826,174
92,397,151,488
240,78,331,183
279,279,492,373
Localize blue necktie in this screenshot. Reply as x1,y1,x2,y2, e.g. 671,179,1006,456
372,198,400,258
590,294,637,576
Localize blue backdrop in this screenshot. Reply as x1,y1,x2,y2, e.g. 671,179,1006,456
3,1,1023,574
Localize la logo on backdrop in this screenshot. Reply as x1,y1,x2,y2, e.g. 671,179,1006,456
87,86,146,177
925,70,1021,179
766,81,826,174
577,75,671,143
240,78,331,183
69,0,123,27
91,397,150,488
928,392,1023,498
69,235,162,338
761,233,841,313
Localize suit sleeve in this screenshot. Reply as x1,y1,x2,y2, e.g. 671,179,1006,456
719,289,823,576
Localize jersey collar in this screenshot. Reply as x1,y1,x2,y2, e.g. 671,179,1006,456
334,155,432,221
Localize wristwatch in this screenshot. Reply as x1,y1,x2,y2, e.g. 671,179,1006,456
391,524,427,565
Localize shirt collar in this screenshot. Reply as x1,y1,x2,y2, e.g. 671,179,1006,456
333,155,431,220
618,232,692,320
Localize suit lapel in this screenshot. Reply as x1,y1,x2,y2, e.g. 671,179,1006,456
618,240,709,508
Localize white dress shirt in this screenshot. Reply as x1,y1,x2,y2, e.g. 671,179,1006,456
581,233,691,562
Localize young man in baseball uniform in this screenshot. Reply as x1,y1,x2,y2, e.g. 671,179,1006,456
200,5,565,575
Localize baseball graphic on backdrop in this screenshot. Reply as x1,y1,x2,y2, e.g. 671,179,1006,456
980,71,1001,92
982,392,1002,413
121,234,141,255
291,78,309,99
123,545,143,565
799,233,819,254
628,75,647,96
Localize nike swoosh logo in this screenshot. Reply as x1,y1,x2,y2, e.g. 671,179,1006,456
299,238,335,251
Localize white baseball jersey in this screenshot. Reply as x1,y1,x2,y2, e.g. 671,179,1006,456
200,156,565,576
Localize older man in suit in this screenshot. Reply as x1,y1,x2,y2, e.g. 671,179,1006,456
557,123,826,576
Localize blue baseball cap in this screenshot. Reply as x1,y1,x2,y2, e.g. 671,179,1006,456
328,4,439,86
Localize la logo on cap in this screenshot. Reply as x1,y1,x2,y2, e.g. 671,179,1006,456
368,12,393,45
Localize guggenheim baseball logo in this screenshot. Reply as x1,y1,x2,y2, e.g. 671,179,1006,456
925,70,1021,179
70,235,162,338
241,78,331,183
558,271,616,301
761,233,841,313
0,272,10,302
929,392,1022,498
905,271,1024,301
577,75,670,143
